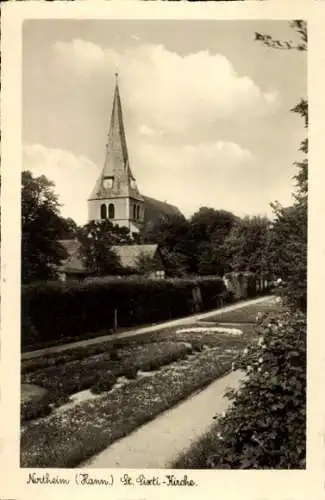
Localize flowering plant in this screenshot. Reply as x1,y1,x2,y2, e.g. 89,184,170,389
208,310,306,469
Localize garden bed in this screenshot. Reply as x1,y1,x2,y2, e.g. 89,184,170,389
21,346,237,468
21,298,277,468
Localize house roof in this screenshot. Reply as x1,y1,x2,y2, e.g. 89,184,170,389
58,239,86,274
58,240,161,274
111,244,159,269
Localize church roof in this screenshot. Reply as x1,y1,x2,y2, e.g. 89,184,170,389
143,196,184,232
89,74,142,201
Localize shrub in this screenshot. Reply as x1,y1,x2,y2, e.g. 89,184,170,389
21,385,53,422
205,310,306,469
91,371,117,394
196,278,227,310
124,367,138,380
21,399,52,422
21,277,227,349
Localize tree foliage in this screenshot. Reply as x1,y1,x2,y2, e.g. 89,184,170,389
21,171,68,283
256,19,307,311
144,214,194,276
222,216,271,277
205,21,308,471
145,208,238,276
77,220,133,276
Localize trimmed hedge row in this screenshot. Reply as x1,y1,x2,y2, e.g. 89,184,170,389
21,277,226,349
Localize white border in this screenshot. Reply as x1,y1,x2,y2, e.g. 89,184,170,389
1,2,324,500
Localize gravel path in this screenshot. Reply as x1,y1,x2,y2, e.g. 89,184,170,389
81,370,243,468
22,296,270,360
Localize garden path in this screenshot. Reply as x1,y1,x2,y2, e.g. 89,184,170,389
22,296,271,360
81,369,243,468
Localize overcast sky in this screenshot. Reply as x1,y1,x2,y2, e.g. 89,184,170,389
23,20,306,225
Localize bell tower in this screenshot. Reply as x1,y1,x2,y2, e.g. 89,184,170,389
88,73,144,233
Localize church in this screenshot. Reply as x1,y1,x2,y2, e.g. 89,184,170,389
88,73,182,234
59,74,182,280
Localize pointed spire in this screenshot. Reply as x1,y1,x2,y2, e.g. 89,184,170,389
89,74,142,201
106,72,129,169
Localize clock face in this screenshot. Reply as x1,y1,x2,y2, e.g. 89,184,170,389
103,178,113,189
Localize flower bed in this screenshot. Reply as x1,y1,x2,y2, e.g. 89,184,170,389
21,347,233,468
21,341,192,413
176,326,243,336
21,299,275,466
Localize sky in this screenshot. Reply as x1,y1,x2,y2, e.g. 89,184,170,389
22,20,306,225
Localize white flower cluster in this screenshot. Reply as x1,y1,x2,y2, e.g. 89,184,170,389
176,327,243,336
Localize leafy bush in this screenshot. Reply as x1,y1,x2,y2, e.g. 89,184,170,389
204,310,306,469
21,397,52,422
21,277,227,349
124,367,138,380
91,371,117,394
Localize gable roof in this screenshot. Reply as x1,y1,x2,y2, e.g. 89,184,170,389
57,240,162,274
143,196,183,232
111,244,159,269
58,239,86,274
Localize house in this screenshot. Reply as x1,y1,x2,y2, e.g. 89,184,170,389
57,239,89,281
111,244,166,279
57,239,166,281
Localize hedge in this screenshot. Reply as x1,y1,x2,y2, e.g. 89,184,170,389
21,277,227,349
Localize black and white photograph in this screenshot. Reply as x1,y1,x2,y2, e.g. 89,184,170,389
17,17,309,472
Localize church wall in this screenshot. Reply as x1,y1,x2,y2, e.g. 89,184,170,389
88,198,143,233
129,198,144,224
88,197,128,223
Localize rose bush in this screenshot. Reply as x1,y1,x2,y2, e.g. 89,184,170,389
207,310,306,468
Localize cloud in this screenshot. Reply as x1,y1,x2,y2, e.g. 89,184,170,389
23,144,98,225
23,138,263,225
22,39,283,225
54,39,106,77
53,39,279,139
131,139,259,217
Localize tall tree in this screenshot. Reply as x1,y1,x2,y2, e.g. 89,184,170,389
203,21,307,472
221,215,271,277
256,20,307,311
190,208,239,276
21,171,68,283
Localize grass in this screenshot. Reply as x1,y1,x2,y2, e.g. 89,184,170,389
21,347,233,468
207,297,285,324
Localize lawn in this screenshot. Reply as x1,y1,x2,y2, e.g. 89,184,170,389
206,296,285,324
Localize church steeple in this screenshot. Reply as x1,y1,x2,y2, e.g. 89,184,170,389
88,74,144,233
104,72,130,180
